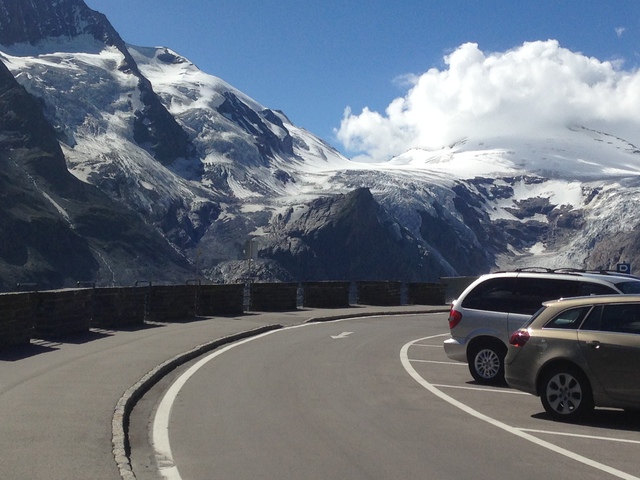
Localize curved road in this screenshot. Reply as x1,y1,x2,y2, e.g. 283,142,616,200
3,306,432,479
132,314,640,480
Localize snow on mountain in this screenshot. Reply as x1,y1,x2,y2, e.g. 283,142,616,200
388,127,640,180
0,54,194,291
1,47,199,208
3,0,640,284
379,126,640,267
127,46,354,181
4,37,639,276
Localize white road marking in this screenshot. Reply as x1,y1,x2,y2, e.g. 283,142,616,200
519,429,640,445
430,383,530,395
331,331,354,339
410,359,465,365
152,329,281,480
151,313,429,479
401,335,640,480
154,315,633,480
150,312,442,478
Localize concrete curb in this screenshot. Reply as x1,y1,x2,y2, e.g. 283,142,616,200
112,308,448,479
112,324,284,480
304,308,449,323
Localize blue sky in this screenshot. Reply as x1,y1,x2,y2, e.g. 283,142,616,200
83,0,640,159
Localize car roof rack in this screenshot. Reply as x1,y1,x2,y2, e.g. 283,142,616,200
494,267,640,279
492,267,554,274
552,268,638,277
514,267,555,273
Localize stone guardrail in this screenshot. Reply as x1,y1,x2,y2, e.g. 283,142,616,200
0,280,460,350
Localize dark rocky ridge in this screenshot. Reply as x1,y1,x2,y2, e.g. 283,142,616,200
0,0,194,165
260,188,452,282
0,57,193,291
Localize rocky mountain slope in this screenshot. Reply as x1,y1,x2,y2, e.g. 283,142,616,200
1,0,639,291
0,57,193,291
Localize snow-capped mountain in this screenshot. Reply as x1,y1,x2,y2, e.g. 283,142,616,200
0,56,194,291
1,0,639,290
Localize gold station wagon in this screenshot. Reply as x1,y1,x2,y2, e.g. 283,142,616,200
505,295,640,421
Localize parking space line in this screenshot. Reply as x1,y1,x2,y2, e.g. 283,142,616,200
401,335,640,480
431,383,530,395
410,359,465,365
519,429,640,445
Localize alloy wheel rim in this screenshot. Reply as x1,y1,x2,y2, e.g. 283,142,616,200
475,349,500,379
546,373,582,415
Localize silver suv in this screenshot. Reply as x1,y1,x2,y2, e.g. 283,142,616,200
443,269,640,384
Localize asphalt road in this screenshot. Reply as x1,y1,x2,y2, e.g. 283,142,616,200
0,305,436,480
131,313,640,480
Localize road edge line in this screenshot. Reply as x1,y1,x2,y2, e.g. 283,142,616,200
111,324,283,480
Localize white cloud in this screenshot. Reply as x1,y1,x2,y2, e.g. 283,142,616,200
337,40,640,162
616,27,626,38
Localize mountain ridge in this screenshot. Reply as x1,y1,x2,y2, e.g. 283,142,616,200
0,55,194,291
1,0,639,291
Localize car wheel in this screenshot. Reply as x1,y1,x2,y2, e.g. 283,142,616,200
468,342,505,384
540,366,593,421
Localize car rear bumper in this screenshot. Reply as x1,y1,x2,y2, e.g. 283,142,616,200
504,364,538,396
443,337,467,362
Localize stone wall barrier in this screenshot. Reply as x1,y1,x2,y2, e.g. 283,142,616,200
0,277,463,349
356,281,402,306
249,283,298,311
32,289,93,339
198,284,244,316
91,287,147,328
0,292,35,348
302,281,351,308
407,282,446,305
147,285,198,322
440,276,479,303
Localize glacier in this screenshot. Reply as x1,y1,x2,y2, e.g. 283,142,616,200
3,9,640,284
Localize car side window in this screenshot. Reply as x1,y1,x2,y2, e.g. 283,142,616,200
581,306,603,331
461,278,514,313
511,278,580,315
614,281,640,294
578,282,617,296
544,307,591,329
582,304,640,334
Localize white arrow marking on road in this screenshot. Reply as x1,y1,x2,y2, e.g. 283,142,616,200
331,331,353,339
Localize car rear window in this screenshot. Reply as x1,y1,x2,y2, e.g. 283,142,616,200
614,281,640,294
461,277,515,313
522,306,546,328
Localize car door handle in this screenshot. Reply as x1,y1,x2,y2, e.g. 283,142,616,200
586,341,601,349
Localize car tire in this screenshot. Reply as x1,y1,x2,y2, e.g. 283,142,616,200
468,341,506,384
540,365,593,421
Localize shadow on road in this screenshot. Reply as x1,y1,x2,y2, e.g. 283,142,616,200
0,342,59,361
532,409,640,432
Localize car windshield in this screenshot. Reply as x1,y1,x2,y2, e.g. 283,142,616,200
614,281,640,294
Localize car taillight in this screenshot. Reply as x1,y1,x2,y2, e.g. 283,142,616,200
509,329,530,347
448,309,463,329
